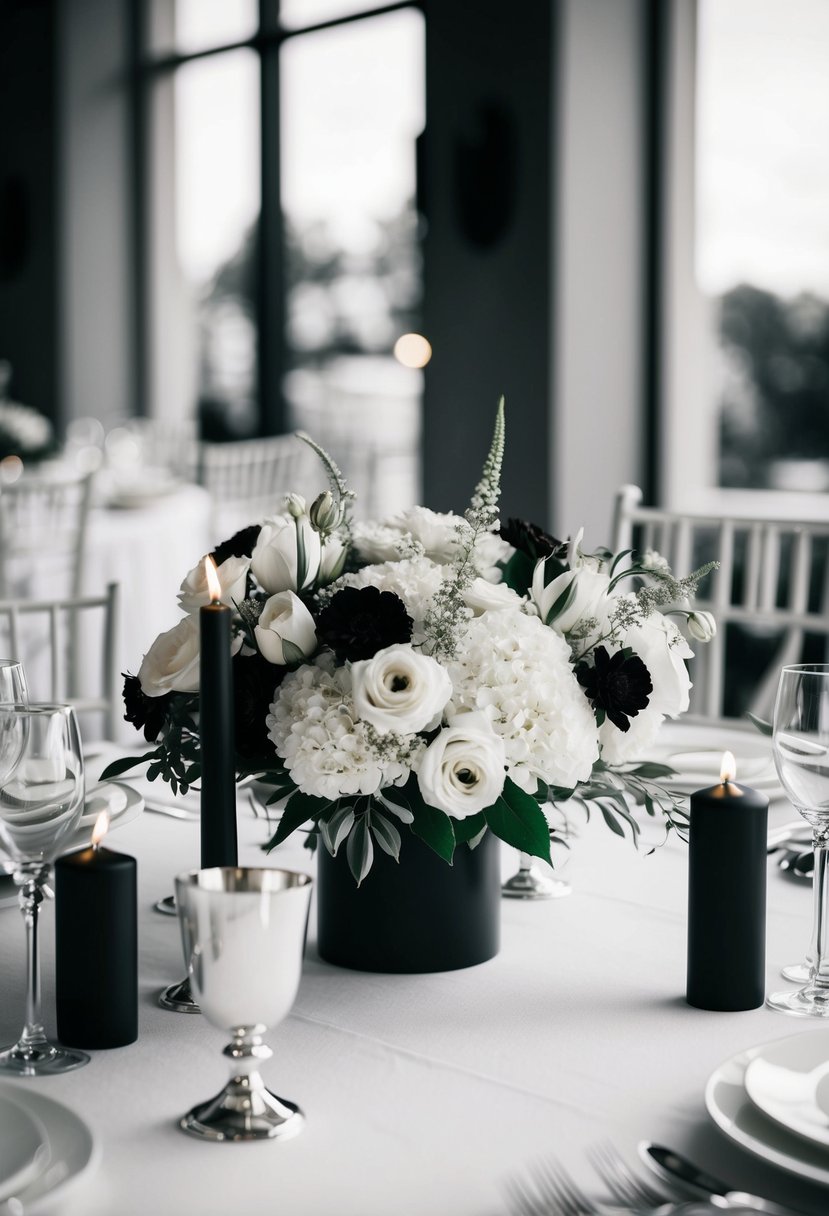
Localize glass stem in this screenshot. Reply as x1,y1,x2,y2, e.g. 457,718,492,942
16,869,49,1051
518,852,532,874
809,827,829,990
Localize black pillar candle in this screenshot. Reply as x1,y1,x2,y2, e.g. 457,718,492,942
686,753,768,1011
199,559,237,869
55,825,138,1048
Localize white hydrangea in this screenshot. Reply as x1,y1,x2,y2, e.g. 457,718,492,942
353,508,513,580
267,656,419,800
446,608,599,793
598,707,665,766
336,556,448,642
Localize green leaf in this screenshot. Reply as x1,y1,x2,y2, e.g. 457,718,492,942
451,812,487,845
627,761,676,779
545,579,577,627
99,750,159,781
294,519,308,591
499,550,536,596
485,778,552,864
548,785,575,802
368,808,401,860
599,805,626,837
610,548,634,576
346,816,374,885
281,638,306,667
379,786,416,823
390,779,457,862
265,790,332,851
319,802,355,855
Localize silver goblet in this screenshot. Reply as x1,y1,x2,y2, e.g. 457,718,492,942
174,866,312,1141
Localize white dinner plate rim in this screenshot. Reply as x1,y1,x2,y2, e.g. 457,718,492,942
743,1028,829,1150
0,1082,99,1213
705,1037,829,1186
0,1092,49,1201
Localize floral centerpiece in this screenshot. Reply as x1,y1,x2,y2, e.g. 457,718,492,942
109,403,715,905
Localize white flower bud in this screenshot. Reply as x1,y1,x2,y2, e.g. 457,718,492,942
284,493,307,519
687,610,716,643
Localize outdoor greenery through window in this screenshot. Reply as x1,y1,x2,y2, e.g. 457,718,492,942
696,0,829,494
143,0,425,517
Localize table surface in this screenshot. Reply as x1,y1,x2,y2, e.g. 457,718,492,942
1,726,828,1216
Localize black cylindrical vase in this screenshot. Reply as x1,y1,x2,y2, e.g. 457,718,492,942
317,829,501,973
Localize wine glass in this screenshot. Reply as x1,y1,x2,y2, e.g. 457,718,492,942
0,660,27,777
175,866,312,1140
768,664,829,1017
0,704,89,1073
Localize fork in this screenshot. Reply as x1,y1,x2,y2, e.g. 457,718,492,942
506,1157,709,1216
588,1143,669,1209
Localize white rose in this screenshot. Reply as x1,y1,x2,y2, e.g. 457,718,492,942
417,711,506,819
138,616,202,696
391,507,462,562
531,561,609,634
352,521,410,564
251,513,321,594
255,591,317,666
687,610,716,643
625,611,693,718
463,577,522,616
351,644,452,735
177,555,250,614
472,530,514,581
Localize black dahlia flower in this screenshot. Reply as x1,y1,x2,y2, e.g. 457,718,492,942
316,586,413,663
500,518,567,562
576,645,652,732
211,524,262,567
233,651,286,759
122,674,171,742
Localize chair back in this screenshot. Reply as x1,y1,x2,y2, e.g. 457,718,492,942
0,582,119,742
197,435,322,539
0,469,95,599
611,485,829,721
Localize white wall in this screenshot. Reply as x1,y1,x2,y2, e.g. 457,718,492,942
58,0,132,428
553,0,648,548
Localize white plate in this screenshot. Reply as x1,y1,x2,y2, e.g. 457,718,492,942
61,781,143,853
648,723,780,796
744,1029,829,1150
0,783,143,901
705,1040,829,1187
0,1093,49,1201
0,1082,98,1213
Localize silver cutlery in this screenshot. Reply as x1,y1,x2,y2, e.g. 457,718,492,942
143,799,200,821
639,1143,806,1216
507,1156,719,1216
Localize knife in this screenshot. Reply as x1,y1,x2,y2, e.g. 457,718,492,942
638,1143,806,1216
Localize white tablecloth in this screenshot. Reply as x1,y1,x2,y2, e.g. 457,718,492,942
0,740,827,1215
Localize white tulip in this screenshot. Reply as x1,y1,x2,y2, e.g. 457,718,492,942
351,644,452,735
177,555,250,614
531,560,609,635
255,591,318,666
251,513,321,594
417,712,506,819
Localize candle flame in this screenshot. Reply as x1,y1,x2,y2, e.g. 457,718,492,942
91,811,110,847
204,555,221,603
721,751,737,783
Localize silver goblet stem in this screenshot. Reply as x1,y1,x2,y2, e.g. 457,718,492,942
158,974,200,1013
501,852,571,900
180,1024,303,1141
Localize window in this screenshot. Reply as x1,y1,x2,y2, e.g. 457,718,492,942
139,1,425,515
662,0,829,515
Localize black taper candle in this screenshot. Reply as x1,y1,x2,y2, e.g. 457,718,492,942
55,835,138,1048
686,767,768,1011
199,563,237,868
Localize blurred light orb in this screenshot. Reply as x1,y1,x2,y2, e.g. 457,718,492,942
0,456,23,484
394,333,432,369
